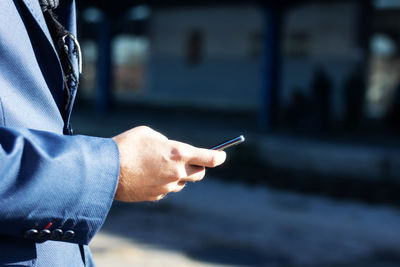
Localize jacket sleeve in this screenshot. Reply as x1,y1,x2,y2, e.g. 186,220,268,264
0,126,120,245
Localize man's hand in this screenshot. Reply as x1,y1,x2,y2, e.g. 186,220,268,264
112,126,226,202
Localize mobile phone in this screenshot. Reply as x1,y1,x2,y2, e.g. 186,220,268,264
210,135,245,150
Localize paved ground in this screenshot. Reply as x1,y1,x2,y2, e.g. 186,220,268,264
90,179,400,267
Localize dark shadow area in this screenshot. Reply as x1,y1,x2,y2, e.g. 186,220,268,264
98,201,289,266
97,192,400,266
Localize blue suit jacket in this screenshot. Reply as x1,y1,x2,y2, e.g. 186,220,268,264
0,0,120,266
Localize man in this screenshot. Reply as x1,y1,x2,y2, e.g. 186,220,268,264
0,0,226,266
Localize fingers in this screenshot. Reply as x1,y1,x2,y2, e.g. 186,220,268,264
153,181,186,201
152,165,205,201
166,163,206,184
166,165,204,190
183,165,206,182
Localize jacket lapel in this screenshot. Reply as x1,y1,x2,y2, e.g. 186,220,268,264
19,0,56,51
16,0,66,114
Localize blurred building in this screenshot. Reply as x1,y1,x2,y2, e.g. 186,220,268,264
76,0,400,133
281,2,361,121
147,5,264,110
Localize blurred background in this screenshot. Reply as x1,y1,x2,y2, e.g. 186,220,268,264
72,0,400,266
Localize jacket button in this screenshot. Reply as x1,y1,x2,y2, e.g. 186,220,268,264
62,230,75,241
50,229,63,239
39,229,51,239
24,229,39,239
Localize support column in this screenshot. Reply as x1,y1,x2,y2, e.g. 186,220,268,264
259,6,283,129
96,14,113,113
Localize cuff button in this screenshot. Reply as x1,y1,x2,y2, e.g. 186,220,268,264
50,229,63,239
24,229,39,239
62,230,75,241
39,229,51,239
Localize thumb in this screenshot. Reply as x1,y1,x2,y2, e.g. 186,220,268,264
188,148,226,167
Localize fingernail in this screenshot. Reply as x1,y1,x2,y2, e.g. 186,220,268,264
217,151,227,161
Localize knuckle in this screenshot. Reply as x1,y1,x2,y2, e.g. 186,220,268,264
169,168,185,181
168,171,178,181
170,147,184,161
